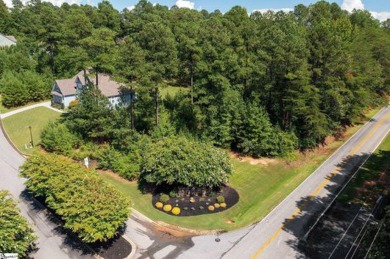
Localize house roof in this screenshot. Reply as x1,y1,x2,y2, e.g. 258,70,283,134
90,74,123,97
55,78,77,96
53,71,124,98
0,34,17,47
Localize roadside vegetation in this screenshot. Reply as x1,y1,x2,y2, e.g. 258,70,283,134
339,134,390,206
0,190,37,257
20,153,131,243
335,133,390,258
98,122,370,230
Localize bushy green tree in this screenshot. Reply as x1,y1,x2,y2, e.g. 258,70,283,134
20,153,131,243
0,190,37,257
140,136,232,188
1,71,28,107
41,121,80,155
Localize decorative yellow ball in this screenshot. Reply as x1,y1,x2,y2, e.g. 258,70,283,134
220,203,227,208
163,204,172,212
155,202,163,209
172,207,181,215
208,205,215,211
214,203,221,208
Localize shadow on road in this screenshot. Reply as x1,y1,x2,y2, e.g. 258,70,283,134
20,190,102,257
129,214,195,259
280,150,390,259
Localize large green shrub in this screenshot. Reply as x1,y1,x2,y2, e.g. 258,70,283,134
0,191,37,257
98,147,141,180
140,136,233,188
41,122,80,155
20,153,131,243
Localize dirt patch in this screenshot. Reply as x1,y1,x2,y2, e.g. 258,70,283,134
152,222,221,237
230,152,278,166
98,170,136,185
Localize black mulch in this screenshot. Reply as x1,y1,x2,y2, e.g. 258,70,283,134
92,235,132,259
152,185,239,216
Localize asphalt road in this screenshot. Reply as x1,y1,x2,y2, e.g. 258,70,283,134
0,117,93,258
125,106,390,259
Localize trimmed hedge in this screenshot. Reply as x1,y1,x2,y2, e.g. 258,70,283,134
172,207,181,215
20,153,131,243
0,191,37,257
160,194,170,203
163,204,172,212
216,196,225,203
155,202,163,209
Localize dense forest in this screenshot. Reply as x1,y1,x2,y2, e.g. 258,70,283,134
1,0,390,157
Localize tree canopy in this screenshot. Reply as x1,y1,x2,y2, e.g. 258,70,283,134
140,136,232,188
20,153,131,243
0,190,37,257
1,0,389,156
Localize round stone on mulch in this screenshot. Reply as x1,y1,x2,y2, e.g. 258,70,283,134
152,185,239,216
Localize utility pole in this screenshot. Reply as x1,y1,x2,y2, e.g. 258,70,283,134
29,126,34,147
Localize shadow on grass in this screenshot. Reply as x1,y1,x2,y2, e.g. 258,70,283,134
279,150,390,259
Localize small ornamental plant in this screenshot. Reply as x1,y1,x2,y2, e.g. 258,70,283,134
155,202,163,209
217,196,225,203
214,203,220,209
163,204,172,212
172,207,181,215
208,205,215,211
220,203,227,208
160,194,170,203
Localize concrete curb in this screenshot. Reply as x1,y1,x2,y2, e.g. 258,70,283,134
122,235,137,259
131,208,224,236
0,111,27,158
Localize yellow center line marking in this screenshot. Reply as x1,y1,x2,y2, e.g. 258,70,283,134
252,111,390,259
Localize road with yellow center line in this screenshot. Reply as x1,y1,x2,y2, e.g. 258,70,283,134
249,110,390,259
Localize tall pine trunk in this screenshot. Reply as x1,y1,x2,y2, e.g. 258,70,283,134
130,88,135,131
155,87,159,127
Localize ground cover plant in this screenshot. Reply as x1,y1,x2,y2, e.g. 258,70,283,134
20,152,131,243
2,107,61,154
0,190,37,257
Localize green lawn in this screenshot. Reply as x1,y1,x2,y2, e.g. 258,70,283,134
2,107,62,155
160,86,189,99
338,133,390,206
100,124,365,231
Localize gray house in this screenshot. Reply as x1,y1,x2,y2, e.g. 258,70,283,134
0,34,17,48
51,71,131,108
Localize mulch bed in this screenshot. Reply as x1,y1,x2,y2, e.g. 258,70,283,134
92,235,132,259
152,185,239,216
